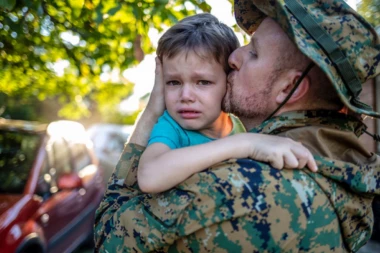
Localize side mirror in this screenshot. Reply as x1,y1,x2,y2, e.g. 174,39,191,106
36,175,52,199
57,173,83,190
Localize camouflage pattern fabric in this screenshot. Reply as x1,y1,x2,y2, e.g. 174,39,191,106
234,0,380,118
94,110,380,252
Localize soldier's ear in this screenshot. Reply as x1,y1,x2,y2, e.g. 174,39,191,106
275,69,310,105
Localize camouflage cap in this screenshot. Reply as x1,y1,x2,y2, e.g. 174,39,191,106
234,0,380,118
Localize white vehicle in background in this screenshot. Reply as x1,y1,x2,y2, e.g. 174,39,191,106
87,124,133,184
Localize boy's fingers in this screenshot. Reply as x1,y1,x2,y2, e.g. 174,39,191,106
307,153,318,172
289,145,308,168
295,152,307,169
269,153,284,169
294,147,318,172
283,151,299,169
296,146,318,172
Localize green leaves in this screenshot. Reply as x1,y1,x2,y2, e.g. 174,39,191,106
0,0,211,121
0,0,16,11
358,0,380,27
68,0,84,10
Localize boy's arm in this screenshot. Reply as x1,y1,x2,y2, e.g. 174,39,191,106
138,133,318,193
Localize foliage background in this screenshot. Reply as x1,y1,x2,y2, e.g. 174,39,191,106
0,0,376,126
358,0,380,27
0,0,213,125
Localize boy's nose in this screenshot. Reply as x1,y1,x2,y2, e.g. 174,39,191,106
180,85,195,103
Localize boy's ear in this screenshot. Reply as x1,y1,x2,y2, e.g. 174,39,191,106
275,69,310,105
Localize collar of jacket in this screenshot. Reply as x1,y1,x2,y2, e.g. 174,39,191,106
250,110,367,137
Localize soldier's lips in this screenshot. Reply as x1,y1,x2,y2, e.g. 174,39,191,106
178,110,201,119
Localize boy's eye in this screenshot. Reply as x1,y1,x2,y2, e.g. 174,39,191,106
197,80,212,85
166,80,181,86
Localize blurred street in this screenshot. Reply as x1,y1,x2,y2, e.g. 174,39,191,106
358,240,380,253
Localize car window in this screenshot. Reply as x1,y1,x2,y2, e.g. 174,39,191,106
36,157,51,198
51,137,72,176
71,143,92,172
0,130,41,194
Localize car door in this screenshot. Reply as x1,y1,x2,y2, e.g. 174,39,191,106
69,141,102,240
35,137,83,253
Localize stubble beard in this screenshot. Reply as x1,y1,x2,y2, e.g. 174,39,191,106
222,76,275,124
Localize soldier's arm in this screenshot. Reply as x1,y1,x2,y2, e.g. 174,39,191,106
93,143,144,252
94,159,343,252
168,156,379,252
94,58,165,251
95,155,375,252
167,160,344,252
93,98,161,227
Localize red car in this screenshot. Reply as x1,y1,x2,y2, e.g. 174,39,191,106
0,119,105,253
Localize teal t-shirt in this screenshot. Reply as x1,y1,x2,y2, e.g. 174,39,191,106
147,110,246,149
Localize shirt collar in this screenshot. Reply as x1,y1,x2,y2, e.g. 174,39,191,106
249,110,366,137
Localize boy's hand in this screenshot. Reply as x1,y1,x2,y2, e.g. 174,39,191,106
247,134,318,172
146,57,165,118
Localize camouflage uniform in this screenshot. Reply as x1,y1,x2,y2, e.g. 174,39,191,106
94,110,380,252
95,0,380,252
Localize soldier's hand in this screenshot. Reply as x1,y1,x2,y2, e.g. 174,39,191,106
146,57,165,118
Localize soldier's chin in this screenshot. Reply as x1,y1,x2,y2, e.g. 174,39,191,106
223,101,246,118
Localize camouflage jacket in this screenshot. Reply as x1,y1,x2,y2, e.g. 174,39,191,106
94,110,380,252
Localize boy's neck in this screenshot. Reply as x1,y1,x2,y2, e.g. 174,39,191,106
199,112,232,139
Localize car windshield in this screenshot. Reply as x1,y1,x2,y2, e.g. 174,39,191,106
0,130,42,194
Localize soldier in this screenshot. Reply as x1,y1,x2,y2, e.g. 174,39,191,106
94,0,380,252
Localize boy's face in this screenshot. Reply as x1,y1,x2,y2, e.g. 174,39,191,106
163,50,227,134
